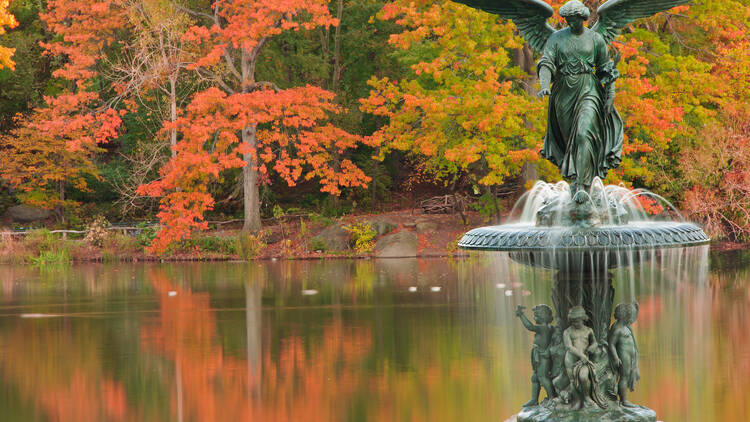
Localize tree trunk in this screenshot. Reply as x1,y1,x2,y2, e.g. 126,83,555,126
331,0,344,93
242,124,262,233
371,158,378,208
240,43,264,233
59,181,66,225
513,44,538,96
169,74,178,157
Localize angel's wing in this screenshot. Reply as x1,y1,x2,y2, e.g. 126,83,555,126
592,0,691,44
451,0,556,52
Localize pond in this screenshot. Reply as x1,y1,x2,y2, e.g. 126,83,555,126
0,249,748,421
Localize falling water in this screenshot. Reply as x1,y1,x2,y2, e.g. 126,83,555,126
509,177,683,226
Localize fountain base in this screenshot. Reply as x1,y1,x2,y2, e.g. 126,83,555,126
517,402,656,422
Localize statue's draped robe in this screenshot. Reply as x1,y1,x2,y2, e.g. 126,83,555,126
538,27,623,187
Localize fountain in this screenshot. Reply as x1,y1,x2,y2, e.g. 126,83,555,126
449,0,704,420
459,179,708,421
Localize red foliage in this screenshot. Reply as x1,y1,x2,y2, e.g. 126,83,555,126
138,1,369,253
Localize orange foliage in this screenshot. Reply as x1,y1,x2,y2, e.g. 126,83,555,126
138,1,369,252
0,0,17,69
0,324,138,421
140,268,373,421
0,0,124,212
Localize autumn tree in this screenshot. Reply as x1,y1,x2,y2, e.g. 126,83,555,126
138,1,370,251
0,0,125,220
360,0,550,217
106,0,195,213
0,0,17,69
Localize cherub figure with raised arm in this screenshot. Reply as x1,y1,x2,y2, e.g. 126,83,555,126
608,301,641,407
515,304,556,406
451,0,690,200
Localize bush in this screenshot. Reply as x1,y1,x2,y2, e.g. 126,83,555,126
235,231,266,260
174,234,237,255
309,237,327,252
84,216,109,247
343,222,377,253
136,223,158,247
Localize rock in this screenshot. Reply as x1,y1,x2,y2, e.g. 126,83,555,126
517,403,656,422
375,230,418,258
3,205,51,223
310,223,349,251
367,219,396,236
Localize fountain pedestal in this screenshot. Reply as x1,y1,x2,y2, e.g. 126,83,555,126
458,181,709,422
515,265,654,422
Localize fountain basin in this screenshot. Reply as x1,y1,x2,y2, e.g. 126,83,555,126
458,221,709,251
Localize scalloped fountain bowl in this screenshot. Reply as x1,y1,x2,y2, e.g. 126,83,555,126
458,179,709,270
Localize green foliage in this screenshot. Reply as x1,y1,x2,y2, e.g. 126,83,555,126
31,248,71,266
470,189,504,220
174,234,237,255
343,222,377,253
25,229,72,266
309,237,328,252
136,223,158,247
309,212,334,227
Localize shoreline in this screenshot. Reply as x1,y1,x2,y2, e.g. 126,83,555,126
1,210,745,265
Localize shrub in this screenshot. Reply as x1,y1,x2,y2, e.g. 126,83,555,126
136,223,158,247
84,216,109,247
235,231,267,260
343,222,377,253
309,237,327,252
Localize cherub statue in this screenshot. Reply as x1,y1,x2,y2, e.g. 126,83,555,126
549,326,571,404
451,0,690,198
516,304,556,406
563,306,607,409
608,301,641,407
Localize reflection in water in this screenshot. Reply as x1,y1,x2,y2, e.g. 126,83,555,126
0,249,747,421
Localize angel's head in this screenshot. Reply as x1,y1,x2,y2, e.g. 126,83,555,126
559,0,590,33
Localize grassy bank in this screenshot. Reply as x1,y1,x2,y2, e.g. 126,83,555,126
0,211,474,264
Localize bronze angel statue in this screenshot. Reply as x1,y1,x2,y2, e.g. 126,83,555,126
451,0,690,199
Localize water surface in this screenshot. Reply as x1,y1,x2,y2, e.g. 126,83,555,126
0,249,748,421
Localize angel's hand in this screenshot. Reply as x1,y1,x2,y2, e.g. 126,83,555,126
537,88,551,98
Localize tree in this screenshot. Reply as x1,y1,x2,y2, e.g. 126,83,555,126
106,0,195,213
0,0,17,69
0,0,125,221
138,0,370,252
360,0,550,217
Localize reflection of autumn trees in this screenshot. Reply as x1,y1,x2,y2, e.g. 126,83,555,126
141,268,375,421
0,323,137,421
0,257,748,421
141,269,253,421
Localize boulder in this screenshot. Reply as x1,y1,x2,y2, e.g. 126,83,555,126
367,219,396,236
3,205,51,223
375,230,418,258
311,223,349,251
